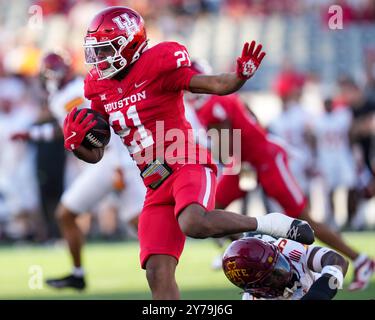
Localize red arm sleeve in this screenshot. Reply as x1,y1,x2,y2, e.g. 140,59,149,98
161,67,198,92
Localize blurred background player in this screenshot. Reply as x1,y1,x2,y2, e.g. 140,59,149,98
11,52,146,290
268,67,315,201
223,235,349,300
311,97,356,230
0,76,41,241
336,76,375,231
186,60,375,291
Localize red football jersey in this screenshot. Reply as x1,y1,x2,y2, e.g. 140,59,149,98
84,41,215,173
195,94,280,168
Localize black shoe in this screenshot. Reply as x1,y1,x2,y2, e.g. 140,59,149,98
286,220,315,245
46,274,86,290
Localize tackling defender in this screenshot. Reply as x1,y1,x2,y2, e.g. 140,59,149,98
63,6,314,300
186,71,375,291
223,235,349,300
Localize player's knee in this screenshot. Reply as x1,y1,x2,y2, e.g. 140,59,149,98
145,256,176,289
178,204,211,239
146,265,166,288
56,204,76,225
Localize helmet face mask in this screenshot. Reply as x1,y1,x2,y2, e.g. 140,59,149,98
84,36,128,79
246,251,294,298
84,6,148,80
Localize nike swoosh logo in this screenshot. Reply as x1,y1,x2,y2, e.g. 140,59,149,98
134,80,148,89
66,131,77,141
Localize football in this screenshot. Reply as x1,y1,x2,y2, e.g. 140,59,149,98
73,108,111,149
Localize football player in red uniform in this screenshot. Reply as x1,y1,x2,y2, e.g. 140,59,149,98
62,6,315,299
187,61,375,292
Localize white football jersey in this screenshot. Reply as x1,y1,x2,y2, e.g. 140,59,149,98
0,103,40,213
312,108,355,188
313,108,352,156
48,77,91,127
269,103,314,192
270,103,311,154
272,238,318,299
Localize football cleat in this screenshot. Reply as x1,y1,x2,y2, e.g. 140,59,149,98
256,213,315,245
348,256,375,291
46,274,86,291
286,219,315,245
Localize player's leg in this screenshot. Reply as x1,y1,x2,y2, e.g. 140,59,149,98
56,204,84,268
325,189,340,230
347,187,360,228
46,156,115,290
139,201,185,300
299,211,359,258
211,173,246,269
175,165,314,244
145,255,180,300
215,173,246,209
215,174,252,240
45,202,87,290
322,161,340,230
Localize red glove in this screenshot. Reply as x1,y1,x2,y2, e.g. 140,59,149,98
63,107,97,151
236,41,266,80
10,131,31,142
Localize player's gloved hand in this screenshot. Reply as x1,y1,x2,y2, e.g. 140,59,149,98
63,107,97,151
236,41,266,80
10,131,31,142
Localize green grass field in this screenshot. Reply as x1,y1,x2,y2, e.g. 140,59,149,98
0,232,374,300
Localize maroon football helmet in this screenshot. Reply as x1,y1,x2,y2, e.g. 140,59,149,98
84,6,148,79
222,237,294,299
40,52,71,94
